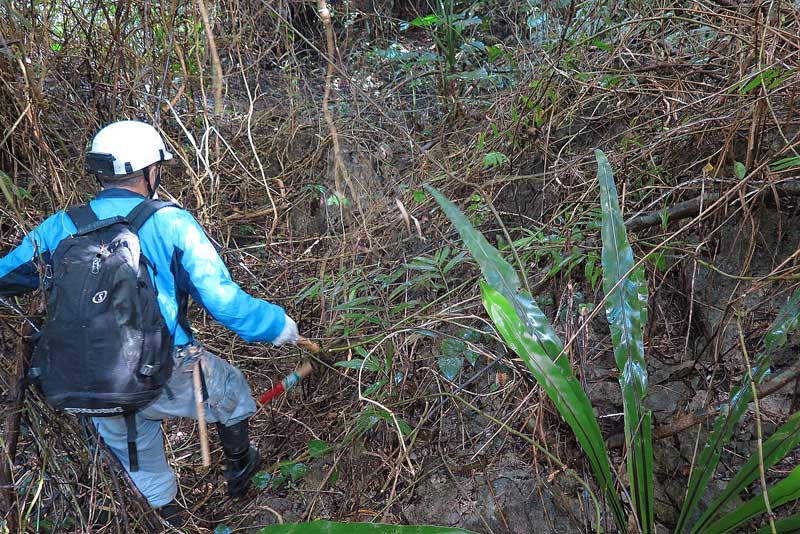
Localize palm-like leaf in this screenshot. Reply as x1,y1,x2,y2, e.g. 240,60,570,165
481,282,627,529
702,464,800,534
596,149,654,533
426,185,567,372
427,184,627,529
693,409,800,532
678,288,800,532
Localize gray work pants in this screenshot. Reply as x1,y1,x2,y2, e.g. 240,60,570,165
92,342,257,508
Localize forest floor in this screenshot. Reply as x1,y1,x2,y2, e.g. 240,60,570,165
2,2,800,533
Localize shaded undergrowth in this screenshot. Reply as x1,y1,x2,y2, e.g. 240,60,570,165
2,1,800,532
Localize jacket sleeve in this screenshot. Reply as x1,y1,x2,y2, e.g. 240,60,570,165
0,212,73,297
165,208,287,343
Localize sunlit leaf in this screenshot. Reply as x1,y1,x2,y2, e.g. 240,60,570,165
426,185,567,374
437,356,463,381
486,44,504,62
596,149,653,534
770,156,800,172
326,192,351,208
481,282,627,531
482,151,508,168
734,161,746,180
738,67,787,94
402,14,440,29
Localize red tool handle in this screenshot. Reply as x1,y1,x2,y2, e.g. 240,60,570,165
258,361,314,405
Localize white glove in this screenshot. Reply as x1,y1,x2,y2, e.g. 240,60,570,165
272,315,299,346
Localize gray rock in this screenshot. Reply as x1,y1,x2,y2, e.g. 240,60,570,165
646,381,691,421
587,380,623,409
403,455,586,533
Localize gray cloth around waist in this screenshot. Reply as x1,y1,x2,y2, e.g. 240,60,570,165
92,341,257,507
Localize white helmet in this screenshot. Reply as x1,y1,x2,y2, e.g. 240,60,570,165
86,120,173,180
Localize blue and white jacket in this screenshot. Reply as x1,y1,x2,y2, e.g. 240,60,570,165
0,188,287,345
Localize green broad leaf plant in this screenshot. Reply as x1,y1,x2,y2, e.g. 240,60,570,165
428,150,800,534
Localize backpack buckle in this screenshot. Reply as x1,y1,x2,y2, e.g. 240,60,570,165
43,264,53,289
139,363,159,377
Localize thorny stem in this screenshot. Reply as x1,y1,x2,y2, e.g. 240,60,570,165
737,314,777,534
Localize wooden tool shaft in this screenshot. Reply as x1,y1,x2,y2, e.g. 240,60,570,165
297,337,321,353
258,361,316,405
296,361,314,379
192,362,211,467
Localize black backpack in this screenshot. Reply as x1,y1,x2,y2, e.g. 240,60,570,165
30,199,175,470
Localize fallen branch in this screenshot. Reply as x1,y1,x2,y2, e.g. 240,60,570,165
224,204,280,222
625,176,800,232
607,361,800,449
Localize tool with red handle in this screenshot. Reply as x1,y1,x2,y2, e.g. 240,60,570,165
258,337,321,405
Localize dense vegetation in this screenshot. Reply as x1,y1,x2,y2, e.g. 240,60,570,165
2,1,800,533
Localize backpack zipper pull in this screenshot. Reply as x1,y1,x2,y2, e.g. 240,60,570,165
91,257,101,274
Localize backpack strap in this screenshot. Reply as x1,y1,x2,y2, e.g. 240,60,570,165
126,199,177,235
66,205,128,236
125,413,139,472
66,205,97,228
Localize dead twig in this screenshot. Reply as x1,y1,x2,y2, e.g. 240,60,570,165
0,298,40,531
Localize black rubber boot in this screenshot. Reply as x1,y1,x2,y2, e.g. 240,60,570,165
158,500,185,528
216,418,261,497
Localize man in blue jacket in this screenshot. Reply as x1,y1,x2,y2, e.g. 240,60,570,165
0,120,299,526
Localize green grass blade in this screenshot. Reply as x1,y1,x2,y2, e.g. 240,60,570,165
259,521,478,533
701,464,800,534
762,289,800,354
426,185,568,373
678,288,800,532
693,409,800,532
755,512,800,533
596,149,654,533
481,281,628,531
